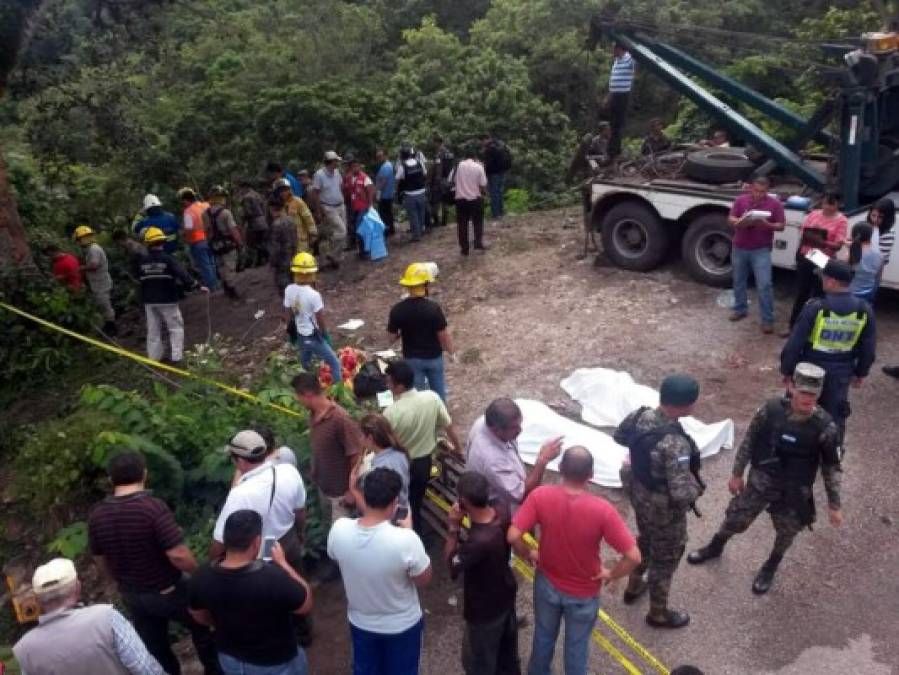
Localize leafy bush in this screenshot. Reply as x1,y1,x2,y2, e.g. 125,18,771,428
504,188,530,215
11,346,345,559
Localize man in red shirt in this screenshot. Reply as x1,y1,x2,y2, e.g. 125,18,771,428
508,447,640,675
728,176,786,333
342,154,374,253
46,244,83,291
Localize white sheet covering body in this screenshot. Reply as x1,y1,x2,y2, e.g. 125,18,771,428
512,369,734,488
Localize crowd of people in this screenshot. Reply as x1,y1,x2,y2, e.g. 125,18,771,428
20,40,895,675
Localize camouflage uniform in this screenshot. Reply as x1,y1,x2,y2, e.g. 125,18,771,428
615,407,703,616
715,396,841,555
268,214,298,295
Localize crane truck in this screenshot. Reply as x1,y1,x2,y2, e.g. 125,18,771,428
585,16,899,289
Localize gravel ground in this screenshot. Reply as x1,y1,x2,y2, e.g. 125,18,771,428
167,207,899,674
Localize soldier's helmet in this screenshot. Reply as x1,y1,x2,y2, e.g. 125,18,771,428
793,362,825,394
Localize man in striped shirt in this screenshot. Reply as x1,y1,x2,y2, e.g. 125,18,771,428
89,451,220,675
606,42,635,159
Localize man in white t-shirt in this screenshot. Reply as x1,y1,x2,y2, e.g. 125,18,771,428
452,143,489,256
328,467,431,675
283,251,343,380
209,430,307,570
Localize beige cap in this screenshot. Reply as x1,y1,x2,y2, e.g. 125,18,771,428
324,150,342,162
32,558,78,595
793,362,825,394
223,430,268,459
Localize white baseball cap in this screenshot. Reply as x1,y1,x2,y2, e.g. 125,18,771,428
324,151,342,162
32,558,78,595
223,430,268,459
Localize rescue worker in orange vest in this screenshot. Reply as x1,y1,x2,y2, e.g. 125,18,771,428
780,259,876,454
178,187,218,290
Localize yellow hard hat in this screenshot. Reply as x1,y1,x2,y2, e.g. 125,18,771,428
143,227,166,245
290,252,318,274
73,225,94,241
399,262,434,287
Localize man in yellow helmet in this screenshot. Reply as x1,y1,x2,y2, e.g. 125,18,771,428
135,227,208,364
74,225,117,336
283,251,342,379
780,259,876,453
387,263,455,401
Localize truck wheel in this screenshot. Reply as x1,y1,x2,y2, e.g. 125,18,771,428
600,201,668,271
682,213,733,287
684,149,755,184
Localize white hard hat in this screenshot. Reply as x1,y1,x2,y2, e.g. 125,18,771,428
143,194,162,212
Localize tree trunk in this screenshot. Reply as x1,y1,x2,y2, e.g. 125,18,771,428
0,148,31,267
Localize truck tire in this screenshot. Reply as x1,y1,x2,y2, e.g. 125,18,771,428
684,149,755,184
600,201,669,272
682,212,733,287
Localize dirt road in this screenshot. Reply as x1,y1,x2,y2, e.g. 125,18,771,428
174,208,899,674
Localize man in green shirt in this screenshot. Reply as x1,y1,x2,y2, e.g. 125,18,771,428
384,359,462,535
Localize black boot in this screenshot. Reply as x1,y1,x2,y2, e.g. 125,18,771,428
646,608,690,629
882,365,899,379
687,534,727,565
622,575,648,605
752,553,783,595
223,283,240,300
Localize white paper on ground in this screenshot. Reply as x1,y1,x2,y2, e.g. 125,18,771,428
374,349,397,359
337,319,365,330
514,399,629,487
558,367,734,459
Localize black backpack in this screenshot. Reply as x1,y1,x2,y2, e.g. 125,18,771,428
494,141,513,172
353,362,388,398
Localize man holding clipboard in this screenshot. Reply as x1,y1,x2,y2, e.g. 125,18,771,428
727,176,786,334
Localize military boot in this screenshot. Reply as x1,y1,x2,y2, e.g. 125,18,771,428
752,553,783,595
646,607,690,629
622,574,648,605
687,534,727,565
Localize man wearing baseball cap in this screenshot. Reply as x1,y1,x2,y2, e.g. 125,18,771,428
308,151,347,269
14,558,165,674
688,362,844,595
209,430,307,573
781,257,876,453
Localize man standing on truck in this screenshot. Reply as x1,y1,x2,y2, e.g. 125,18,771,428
728,176,785,334
605,41,635,160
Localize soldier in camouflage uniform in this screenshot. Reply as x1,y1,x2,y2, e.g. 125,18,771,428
614,374,704,629
688,362,843,594
267,196,298,296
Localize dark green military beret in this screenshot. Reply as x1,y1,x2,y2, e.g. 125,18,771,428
660,374,700,406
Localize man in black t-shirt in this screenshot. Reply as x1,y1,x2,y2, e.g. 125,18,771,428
189,510,313,673
388,262,456,401
445,471,520,675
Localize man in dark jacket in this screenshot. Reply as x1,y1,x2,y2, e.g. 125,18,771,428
780,259,876,451
135,227,207,364
480,133,510,220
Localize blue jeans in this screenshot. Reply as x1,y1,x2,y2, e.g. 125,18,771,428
403,193,427,240
190,241,219,290
405,355,446,401
731,246,774,324
853,288,877,307
350,619,423,675
487,172,505,218
219,648,308,675
298,333,343,381
528,573,599,675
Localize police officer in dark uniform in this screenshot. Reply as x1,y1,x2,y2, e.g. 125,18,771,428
780,259,876,452
687,363,843,594
615,374,704,628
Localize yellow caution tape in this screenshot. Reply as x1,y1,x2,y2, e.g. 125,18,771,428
425,488,669,675
6,299,668,673
0,301,305,418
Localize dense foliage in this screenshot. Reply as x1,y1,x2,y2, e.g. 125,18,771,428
12,346,347,560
